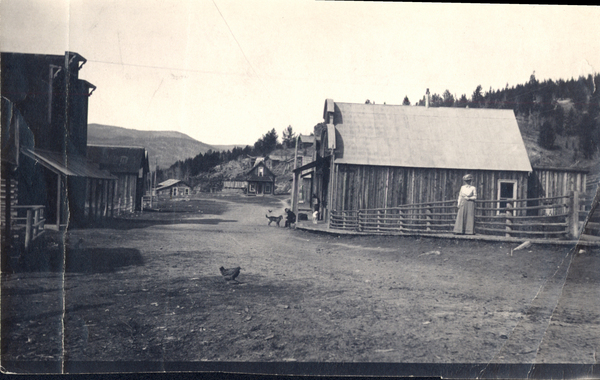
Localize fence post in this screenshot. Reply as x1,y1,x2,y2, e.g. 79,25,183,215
398,209,403,232
357,210,362,232
377,209,382,232
24,209,33,250
426,204,432,232
39,208,44,234
33,208,40,238
568,191,580,239
505,202,513,238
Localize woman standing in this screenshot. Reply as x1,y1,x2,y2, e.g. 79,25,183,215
454,174,477,235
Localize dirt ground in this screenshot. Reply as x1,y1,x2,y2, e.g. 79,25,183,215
1,193,599,372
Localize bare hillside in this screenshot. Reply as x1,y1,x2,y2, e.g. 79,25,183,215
87,124,216,169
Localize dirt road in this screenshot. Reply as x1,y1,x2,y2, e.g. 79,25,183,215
2,193,598,372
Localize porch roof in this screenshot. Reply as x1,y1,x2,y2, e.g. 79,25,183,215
21,148,116,180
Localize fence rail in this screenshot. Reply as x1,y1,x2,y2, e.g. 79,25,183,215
330,192,594,240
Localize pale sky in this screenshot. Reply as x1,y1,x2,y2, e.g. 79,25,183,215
2,1,600,145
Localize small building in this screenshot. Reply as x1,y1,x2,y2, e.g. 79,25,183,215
87,145,150,212
244,160,276,196
155,179,191,198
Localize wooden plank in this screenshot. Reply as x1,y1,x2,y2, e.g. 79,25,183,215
583,221,600,230
341,168,347,210
579,234,600,241
383,167,390,209
476,227,567,236
103,179,109,216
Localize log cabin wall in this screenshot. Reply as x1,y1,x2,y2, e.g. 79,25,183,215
333,164,529,211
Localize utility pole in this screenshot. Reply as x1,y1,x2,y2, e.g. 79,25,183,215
291,135,300,216
152,159,158,208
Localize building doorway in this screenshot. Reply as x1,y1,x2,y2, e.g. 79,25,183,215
498,179,517,214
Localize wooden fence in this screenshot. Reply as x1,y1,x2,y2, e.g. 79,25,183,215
330,191,595,240
12,205,45,250
578,192,600,241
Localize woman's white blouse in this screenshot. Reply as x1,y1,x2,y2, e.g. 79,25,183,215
457,184,477,207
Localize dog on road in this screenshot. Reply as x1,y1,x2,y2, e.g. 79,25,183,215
266,214,283,227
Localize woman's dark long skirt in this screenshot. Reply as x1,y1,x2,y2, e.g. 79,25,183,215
454,200,475,234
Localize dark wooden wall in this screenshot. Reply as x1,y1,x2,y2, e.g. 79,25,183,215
332,164,529,211
528,169,587,199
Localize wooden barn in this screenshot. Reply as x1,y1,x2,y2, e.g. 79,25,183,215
245,160,276,196
155,179,191,198
294,99,535,225
87,145,150,212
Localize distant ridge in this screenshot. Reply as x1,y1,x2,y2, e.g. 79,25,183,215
211,144,249,152
87,124,216,169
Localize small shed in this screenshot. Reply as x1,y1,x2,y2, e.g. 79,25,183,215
297,99,533,222
155,179,191,198
87,145,150,212
244,160,276,196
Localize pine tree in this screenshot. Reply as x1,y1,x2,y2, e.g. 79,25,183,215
442,90,454,107
565,108,578,135
282,125,296,148
470,85,483,108
578,113,598,159
538,121,556,149
456,94,468,108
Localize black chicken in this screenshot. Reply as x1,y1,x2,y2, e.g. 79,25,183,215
219,266,241,282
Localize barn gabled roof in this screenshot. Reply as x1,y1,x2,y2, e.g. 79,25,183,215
326,101,532,172
156,179,189,191
298,134,315,145
245,160,276,180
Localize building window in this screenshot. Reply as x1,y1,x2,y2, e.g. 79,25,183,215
258,167,264,177
185,188,189,195
497,180,517,214
265,183,271,194
249,183,256,193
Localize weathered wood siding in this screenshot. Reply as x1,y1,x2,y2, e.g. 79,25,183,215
223,180,246,189
529,169,588,198
1,177,18,228
333,164,528,211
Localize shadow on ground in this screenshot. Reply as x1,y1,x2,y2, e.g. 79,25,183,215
72,216,238,230
10,247,145,274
